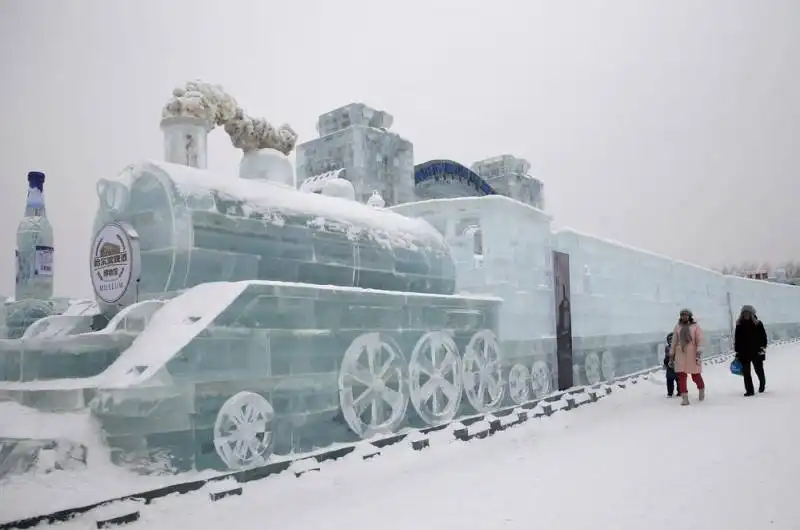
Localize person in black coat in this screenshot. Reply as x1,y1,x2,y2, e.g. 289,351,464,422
663,332,679,397
733,304,768,396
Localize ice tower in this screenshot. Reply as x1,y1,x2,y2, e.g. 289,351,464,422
295,103,415,206
470,155,545,210
15,171,54,301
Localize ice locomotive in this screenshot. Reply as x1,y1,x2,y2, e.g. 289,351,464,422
87,157,502,472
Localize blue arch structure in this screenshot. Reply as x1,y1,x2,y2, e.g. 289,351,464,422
414,159,497,197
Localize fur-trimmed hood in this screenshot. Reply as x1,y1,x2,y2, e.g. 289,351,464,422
738,305,760,325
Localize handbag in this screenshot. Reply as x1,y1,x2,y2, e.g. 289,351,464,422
730,358,743,376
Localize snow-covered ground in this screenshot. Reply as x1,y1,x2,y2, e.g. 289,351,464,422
4,343,800,529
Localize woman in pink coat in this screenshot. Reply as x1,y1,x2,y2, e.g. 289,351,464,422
669,308,705,406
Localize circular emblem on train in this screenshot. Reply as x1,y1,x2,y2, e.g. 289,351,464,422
90,221,141,305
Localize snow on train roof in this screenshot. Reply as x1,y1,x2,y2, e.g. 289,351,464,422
139,160,446,251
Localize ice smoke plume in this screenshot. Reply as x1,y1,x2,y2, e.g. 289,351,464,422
224,109,298,155
162,80,239,128
162,79,298,155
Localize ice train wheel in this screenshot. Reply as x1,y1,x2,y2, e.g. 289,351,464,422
408,331,463,426
213,391,274,470
462,330,505,412
600,350,616,381
507,364,530,405
338,332,409,439
530,360,552,397
584,352,601,385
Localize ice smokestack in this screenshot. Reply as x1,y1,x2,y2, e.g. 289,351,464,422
160,80,238,168
160,115,210,169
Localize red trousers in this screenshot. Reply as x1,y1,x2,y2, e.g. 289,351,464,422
677,372,705,394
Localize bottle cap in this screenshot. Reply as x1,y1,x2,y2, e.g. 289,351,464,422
27,171,46,192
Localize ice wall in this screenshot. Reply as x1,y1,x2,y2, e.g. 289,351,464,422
554,228,731,340
392,196,555,342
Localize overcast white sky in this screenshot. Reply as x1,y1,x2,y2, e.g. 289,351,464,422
0,0,798,298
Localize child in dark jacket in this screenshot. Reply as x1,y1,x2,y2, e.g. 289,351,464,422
664,332,678,397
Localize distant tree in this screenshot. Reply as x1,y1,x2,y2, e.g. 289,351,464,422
778,260,800,279
717,261,800,278
740,261,758,273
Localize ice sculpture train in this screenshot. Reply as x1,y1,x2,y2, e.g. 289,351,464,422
3,79,800,476
85,158,501,471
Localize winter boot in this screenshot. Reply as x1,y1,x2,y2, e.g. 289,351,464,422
699,388,705,401
681,394,690,406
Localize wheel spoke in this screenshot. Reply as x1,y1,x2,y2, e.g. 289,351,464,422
233,438,246,460
485,359,500,372
370,395,381,425
487,376,499,399
428,339,439,366
218,432,236,446
439,351,457,374
245,437,264,459
415,354,436,377
345,367,374,387
229,410,245,427
250,418,268,433
382,388,404,412
366,342,378,373
354,390,373,416
377,355,394,378
440,379,460,403
419,379,438,402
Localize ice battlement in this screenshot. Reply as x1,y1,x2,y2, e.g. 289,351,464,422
315,103,394,137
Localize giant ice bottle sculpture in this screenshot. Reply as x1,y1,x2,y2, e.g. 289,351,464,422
15,171,54,301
